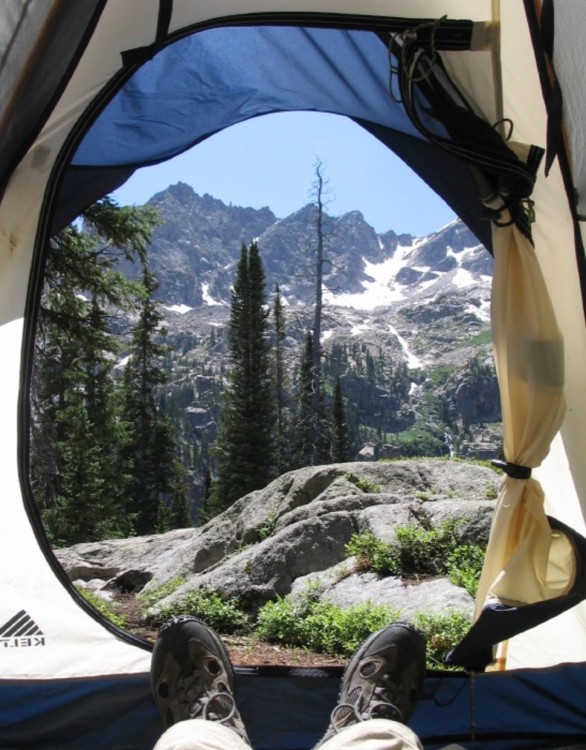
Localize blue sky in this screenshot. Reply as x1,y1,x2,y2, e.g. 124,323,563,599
111,111,456,237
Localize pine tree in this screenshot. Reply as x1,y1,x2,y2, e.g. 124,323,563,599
120,261,189,535
332,376,350,462
273,284,290,472
212,242,276,513
32,199,159,544
294,331,315,467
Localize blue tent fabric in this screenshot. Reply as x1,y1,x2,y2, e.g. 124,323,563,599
56,24,492,250
2,665,586,749
73,26,422,168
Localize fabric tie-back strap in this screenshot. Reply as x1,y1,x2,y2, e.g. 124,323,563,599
446,516,586,671
490,460,532,480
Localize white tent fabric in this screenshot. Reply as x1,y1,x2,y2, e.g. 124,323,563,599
473,217,569,670
1,0,586,688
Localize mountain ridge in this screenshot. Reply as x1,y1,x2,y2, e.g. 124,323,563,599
143,181,491,316
121,182,501,508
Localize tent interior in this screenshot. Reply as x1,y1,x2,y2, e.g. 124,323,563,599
2,1,586,748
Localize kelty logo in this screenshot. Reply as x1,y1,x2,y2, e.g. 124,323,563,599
0,610,46,648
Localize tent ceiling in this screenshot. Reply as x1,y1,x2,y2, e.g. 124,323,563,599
59,20,494,249
552,0,586,218
0,0,104,195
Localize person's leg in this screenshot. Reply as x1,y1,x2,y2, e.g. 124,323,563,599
153,720,251,750
316,719,422,750
315,623,426,750
150,616,251,750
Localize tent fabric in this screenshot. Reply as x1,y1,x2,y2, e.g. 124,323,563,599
0,0,105,195
57,22,494,250
381,11,586,669
549,0,586,218
2,0,586,746
449,215,583,670
2,665,586,750
72,26,423,168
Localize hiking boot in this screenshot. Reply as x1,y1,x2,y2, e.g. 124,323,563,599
316,623,426,746
151,615,250,744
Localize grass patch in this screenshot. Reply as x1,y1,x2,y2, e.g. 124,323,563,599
450,455,503,474
456,329,492,348
137,577,186,612
426,364,458,385
77,586,127,629
385,428,447,458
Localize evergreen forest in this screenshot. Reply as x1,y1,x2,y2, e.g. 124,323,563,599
30,197,499,545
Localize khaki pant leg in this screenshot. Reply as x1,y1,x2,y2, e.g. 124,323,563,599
153,719,250,750
316,719,423,750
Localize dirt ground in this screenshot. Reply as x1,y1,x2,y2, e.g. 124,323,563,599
112,593,345,668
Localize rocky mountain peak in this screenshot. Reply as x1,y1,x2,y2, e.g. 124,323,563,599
113,184,501,507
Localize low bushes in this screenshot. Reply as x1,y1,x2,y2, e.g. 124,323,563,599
129,518,483,669
345,519,485,596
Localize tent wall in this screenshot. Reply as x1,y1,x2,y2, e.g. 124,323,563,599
1,0,586,691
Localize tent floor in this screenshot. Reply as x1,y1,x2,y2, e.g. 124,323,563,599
1,666,586,749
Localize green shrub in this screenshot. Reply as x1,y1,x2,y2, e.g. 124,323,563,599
155,588,251,634
412,610,471,669
345,532,400,575
395,519,463,577
255,597,300,643
256,590,468,670
447,545,485,596
485,483,499,500
258,512,277,540
344,473,381,493
137,577,186,611
76,586,127,629
345,521,485,595
255,595,401,657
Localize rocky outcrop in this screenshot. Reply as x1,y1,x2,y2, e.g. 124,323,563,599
56,460,499,619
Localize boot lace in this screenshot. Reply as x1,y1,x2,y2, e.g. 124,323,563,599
329,667,404,733
176,667,249,743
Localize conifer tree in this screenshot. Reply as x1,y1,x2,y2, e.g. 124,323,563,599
212,242,276,513
332,376,350,462
120,262,189,534
32,199,159,544
31,198,192,542
273,284,290,472
294,331,315,467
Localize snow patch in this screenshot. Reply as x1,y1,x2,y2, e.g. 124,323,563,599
114,355,131,370
329,244,416,310
467,299,491,323
452,268,475,289
388,323,422,369
165,303,192,314
351,323,369,336
321,329,334,342
202,283,224,306
409,382,421,396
